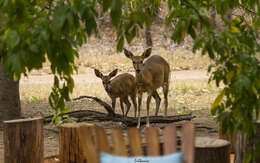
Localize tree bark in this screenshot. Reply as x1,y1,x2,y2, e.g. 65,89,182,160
59,123,94,163
0,64,21,124
4,117,44,163
145,8,153,48
195,137,230,163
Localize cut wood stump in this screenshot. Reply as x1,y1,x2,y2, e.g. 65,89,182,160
4,117,44,163
195,137,230,163
59,123,94,163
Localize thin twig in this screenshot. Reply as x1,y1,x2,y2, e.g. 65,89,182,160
239,3,257,16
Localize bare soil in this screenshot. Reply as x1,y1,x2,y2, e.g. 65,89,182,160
0,70,218,162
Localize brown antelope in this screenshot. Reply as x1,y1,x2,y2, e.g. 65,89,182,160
124,48,170,127
94,69,137,117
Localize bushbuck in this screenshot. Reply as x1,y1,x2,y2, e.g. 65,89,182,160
124,48,170,127
94,69,137,117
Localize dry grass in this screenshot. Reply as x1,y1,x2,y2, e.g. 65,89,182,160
76,48,212,73
29,47,212,75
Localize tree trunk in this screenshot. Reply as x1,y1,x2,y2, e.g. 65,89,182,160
145,8,153,48
4,117,44,163
195,137,230,163
0,64,21,124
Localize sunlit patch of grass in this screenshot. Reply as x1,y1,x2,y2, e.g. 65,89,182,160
166,81,219,112
157,49,212,71
20,85,52,103
75,54,134,73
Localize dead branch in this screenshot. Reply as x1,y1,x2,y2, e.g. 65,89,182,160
44,95,196,127
44,109,196,127
73,95,115,116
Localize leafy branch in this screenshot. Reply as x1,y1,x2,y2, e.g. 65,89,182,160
180,0,205,22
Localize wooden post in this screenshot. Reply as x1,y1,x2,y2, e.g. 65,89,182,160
4,117,44,163
59,123,94,163
195,137,230,163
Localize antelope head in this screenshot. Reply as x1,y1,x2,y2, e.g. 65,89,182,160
123,48,152,74
94,69,118,94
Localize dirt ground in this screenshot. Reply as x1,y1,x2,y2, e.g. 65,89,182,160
0,70,218,162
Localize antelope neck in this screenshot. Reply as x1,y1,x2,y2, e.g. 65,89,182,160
135,72,144,86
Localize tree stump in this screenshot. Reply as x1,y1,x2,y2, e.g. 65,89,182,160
4,117,44,163
195,137,230,163
59,123,94,163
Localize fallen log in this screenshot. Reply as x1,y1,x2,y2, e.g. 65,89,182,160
44,95,196,126
44,109,195,127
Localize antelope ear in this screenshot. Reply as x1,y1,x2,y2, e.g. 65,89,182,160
142,48,152,59
124,48,134,59
109,69,118,78
94,69,103,78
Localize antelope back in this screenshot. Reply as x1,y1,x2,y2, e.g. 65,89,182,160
110,73,136,97
142,55,170,88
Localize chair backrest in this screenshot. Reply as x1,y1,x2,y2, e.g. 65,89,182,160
78,122,195,163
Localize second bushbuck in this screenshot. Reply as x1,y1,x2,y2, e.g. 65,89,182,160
94,69,137,117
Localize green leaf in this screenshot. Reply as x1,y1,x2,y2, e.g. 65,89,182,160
110,0,122,26
30,96,39,102
29,44,39,53
226,71,234,83
234,74,251,91
53,116,63,125
51,6,67,32
101,0,111,12
211,89,225,113
193,37,203,52
85,17,97,35
6,30,20,48
188,23,196,39
166,11,174,26
117,36,124,52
